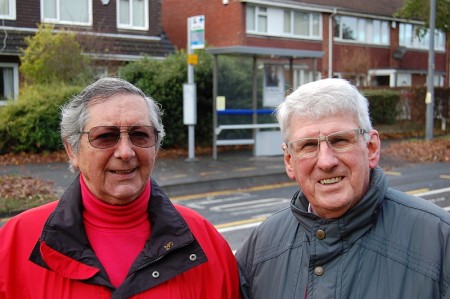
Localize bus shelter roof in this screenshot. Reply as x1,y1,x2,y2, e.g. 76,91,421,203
206,45,323,59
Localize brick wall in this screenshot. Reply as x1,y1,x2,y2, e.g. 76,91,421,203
162,0,243,49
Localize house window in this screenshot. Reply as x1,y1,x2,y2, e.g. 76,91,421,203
247,5,321,39
246,6,255,31
256,7,267,33
117,0,148,30
283,10,290,33
246,6,267,33
334,16,389,45
42,0,91,25
293,12,310,36
0,63,18,105
0,0,16,19
372,75,390,86
293,68,320,88
399,23,445,51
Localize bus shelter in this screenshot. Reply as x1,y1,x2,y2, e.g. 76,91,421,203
206,46,323,159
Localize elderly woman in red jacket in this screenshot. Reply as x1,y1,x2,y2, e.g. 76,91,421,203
0,77,241,299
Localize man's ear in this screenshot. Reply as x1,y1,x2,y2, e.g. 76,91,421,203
282,143,296,180
64,141,79,169
367,130,381,169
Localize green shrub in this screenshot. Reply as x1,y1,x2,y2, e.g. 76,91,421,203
20,23,92,85
363,89,400,125
0,23,91,154
0,84,84,154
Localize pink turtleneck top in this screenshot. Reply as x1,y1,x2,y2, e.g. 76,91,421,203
81,175,151,288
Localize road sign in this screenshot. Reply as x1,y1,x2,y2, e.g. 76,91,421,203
189,15,205,50
187,54,198,65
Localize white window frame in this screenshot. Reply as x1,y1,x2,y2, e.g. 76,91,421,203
246,5,321,40
246,5,267,33
117,0,149,31
378,70,444,87
41,0,92,26
246,5,256,31
256,6,267,33
399,23,446,51
0,63,19,106
0,0,16,20
293,67,321,88
283,9,321,38
334,15,389,46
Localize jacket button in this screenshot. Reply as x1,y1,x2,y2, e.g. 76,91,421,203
189,254,197,261
314,266,324,276
316,229,326,240
152,271,160,278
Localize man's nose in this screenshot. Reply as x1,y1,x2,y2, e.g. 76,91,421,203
316,138,338,168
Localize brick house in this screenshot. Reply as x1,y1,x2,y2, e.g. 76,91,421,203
162,0,448,89
163,0,448,158
0,0,174,105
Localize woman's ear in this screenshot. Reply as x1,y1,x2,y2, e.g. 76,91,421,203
64,141,79,169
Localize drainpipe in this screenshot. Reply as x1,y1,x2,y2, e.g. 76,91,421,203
328,8,337,78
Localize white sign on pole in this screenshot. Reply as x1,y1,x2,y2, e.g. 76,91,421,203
189,15,205,50
183,83,197,125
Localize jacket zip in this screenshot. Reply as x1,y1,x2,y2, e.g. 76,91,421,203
132,239,194,274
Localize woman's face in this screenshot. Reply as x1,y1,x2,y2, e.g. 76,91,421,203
66,93,157,205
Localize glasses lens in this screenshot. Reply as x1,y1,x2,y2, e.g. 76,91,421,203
290,138,318,158
288,129,364,159
86,126,158,149
128,126,157,148
327,129,359,151
88,126,121,149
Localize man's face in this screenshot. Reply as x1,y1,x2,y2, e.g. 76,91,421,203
66,93,157,205
283,113,380,219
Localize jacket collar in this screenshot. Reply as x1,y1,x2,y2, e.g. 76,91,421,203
290,166,388,246
29,175,207,294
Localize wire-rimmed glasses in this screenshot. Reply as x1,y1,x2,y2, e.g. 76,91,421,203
285,128,368,159
80,126,160,149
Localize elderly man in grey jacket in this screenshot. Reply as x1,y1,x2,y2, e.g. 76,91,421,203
236,78,450,299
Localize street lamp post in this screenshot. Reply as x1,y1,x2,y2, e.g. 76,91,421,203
425,0,436,140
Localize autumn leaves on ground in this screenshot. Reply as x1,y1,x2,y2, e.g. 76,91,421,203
0,134,449,216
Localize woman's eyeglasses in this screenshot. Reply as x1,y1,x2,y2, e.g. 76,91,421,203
80,126,159,149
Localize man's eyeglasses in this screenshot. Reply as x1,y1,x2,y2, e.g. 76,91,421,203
80,126,160,149
285,128,368,159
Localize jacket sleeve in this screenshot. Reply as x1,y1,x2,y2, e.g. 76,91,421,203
0,215,35,298
235,229,257,299
0,223,9,299
441,220,450,299
237,261,252,299
175,204,242,299
0,202,56,299
203,220,242,299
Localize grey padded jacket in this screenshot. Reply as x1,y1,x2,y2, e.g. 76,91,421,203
236,166,450,299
